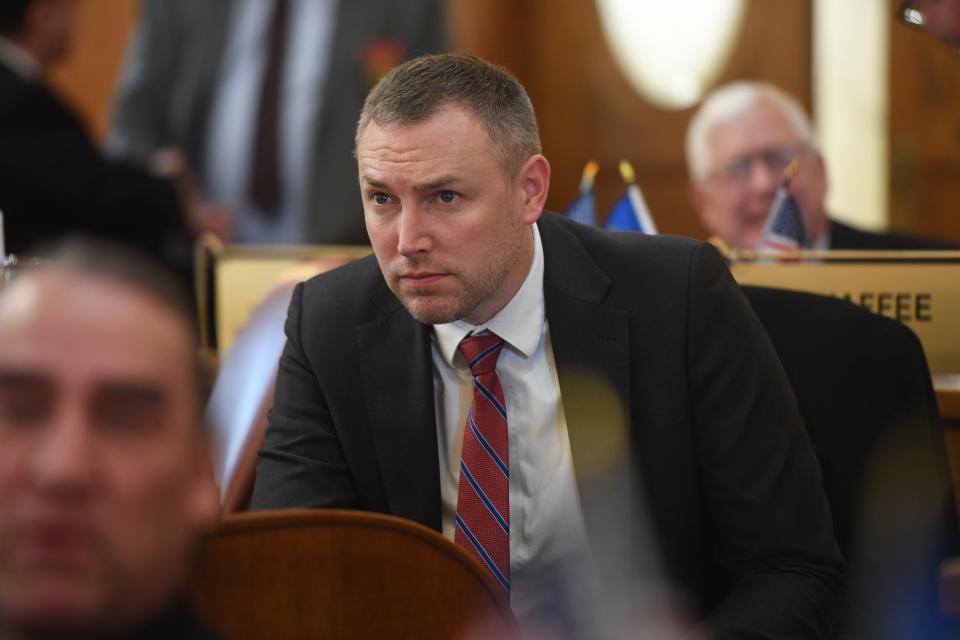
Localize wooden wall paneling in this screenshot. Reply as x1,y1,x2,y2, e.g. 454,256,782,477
48,0,139,142
889,13,960,245
450,0,813,240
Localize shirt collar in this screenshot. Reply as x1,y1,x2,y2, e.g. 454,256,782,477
0,37,40,81
433,224,545,366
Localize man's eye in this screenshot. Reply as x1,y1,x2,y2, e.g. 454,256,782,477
372,192,391,205
0,393,51,426
437,191,458,204
0,378,53,428
91,386,166,439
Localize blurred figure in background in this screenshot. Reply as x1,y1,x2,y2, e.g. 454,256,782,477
898,0,960,46
107,0,447,246
0,0,226,274
0,239,220,639
686,81,954,251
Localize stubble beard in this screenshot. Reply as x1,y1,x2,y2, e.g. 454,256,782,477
388,236,526,326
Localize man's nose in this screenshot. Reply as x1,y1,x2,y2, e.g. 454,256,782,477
30,407,97,499
746,157,782,193
396,204,433,256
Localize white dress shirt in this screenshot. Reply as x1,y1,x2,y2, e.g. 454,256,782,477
203,0,337,244
431,225,593,620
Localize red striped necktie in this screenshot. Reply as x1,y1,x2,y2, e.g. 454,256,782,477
455,333,510,592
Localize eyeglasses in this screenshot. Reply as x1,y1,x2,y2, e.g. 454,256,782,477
896,0,927,29
707,144,804,185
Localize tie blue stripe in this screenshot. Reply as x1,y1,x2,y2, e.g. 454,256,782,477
468,413,509,478
472,378,507,420
460,460,509,535
469,340,505,369
456,514,510,591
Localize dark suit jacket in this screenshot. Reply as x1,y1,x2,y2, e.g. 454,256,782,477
829,220,955,250
252,212,843,638
107,0,446,245
744,287,958,639
0,62,187,263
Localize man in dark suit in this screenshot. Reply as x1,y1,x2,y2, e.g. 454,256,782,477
107,0,446,246
686,81,953,251
0,0,219,268
252,54,843,637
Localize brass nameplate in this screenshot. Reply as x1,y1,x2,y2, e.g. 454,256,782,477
729,250,960,374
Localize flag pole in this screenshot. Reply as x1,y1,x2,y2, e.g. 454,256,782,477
619,159,658,234
580,160,599,193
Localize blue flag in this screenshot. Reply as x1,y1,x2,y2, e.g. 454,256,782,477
566,190,597,226
758,187,807,251
604,184,658,234
603,160,657,234
565,160,599,226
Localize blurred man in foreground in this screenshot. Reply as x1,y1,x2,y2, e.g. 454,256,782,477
0,240,220,639
686,81,953,251
253,54,843,638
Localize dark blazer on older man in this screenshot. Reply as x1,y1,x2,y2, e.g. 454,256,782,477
252,212,844,638
829,219,955,250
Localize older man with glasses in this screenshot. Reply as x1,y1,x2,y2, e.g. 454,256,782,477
686,81,954,251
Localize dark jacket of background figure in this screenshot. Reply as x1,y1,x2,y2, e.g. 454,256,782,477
829,219,956,250
107,0,446,246
251,212,844,638
744,286,959,640
0,62,187,263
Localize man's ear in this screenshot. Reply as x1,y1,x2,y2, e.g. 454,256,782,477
517,154,551,224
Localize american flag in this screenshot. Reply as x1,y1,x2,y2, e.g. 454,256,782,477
758,188,807,251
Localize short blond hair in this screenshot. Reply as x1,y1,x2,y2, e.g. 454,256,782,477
356,54,542,176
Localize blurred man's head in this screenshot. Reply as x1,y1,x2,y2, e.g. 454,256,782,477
0,240,218,639
355,54,550,325
0,0,80,69
686,81,829,250
898,0,960,46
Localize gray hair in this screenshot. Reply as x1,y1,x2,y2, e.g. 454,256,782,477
686,81,815,182
355,54,542,176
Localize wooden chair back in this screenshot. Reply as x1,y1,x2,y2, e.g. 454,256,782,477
188,509,514,639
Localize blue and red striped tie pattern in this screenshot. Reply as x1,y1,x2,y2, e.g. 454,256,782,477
455,333,510,592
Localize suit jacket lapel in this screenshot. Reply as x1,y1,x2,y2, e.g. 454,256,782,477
538,216,632,500
355,282,442,531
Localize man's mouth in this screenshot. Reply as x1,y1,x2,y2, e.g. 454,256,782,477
16,521,99,565
398,272,449,288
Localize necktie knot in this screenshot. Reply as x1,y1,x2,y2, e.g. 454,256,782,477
458,334,505,377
